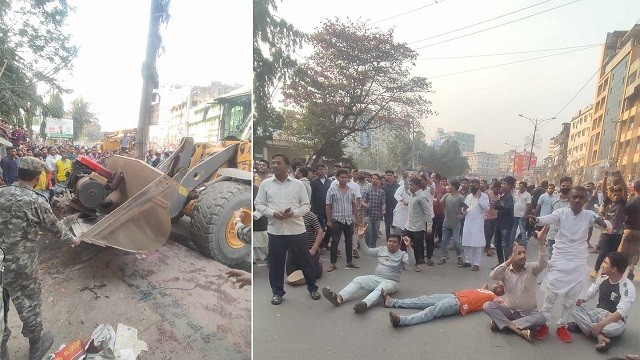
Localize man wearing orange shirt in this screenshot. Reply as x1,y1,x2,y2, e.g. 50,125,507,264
384,282,504,327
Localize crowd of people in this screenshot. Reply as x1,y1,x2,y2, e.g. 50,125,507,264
254,153,639,356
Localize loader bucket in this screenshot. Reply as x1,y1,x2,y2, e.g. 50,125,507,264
68,156,179,252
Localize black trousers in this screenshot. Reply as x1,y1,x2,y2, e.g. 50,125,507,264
484,218,497,248
424,219,436,260
384,210,394,241
268,233,318,297
404,230,425,264
594,233,623,272
315,211,332,248
330,220,353,264
432,214,444,241
287,250,323,280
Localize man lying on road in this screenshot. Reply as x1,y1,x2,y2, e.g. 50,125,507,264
384,282,504,327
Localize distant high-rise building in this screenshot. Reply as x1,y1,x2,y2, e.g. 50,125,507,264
464,151,499,179
548,123,571,184
433,128,475,153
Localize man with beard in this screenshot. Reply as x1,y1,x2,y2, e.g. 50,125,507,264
546,178,572,260
254,159,270,186
528,186,610,343
460,179,490,271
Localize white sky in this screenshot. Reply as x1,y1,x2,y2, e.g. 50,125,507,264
60,0,252,132
274,0,640,157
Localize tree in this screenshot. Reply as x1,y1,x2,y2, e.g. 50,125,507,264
69,97,96,141
253,0,306,150
283,19,433,166
0,0,76,125
78,120,102,144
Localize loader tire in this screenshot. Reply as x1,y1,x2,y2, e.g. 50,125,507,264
190,181,251,266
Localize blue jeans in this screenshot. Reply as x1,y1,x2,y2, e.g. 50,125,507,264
365,218,382,248
511,217,528,248
391,293,460,326
441,226,462,259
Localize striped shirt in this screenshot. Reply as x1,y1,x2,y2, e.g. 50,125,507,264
326,185,357,224
363,187,386,220
303,211,322,247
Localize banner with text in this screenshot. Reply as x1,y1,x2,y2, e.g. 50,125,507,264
45,118,74,139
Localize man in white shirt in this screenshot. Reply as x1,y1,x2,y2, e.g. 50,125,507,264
528,186,610,343
512,181,532,248
255,154,321,305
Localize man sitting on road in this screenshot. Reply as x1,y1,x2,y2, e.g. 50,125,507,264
385,282,504,327
483,226,549,342
322,233,414,313
568,252,636,352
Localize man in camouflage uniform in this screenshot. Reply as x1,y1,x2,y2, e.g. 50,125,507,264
0,156,80,360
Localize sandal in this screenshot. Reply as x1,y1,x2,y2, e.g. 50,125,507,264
346,263,359,269
327,265,337,272
414,266,421,272
596,338,611,352
322,287,340,306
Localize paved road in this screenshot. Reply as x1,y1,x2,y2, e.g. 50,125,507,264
4,220,251,360
254,230,639,360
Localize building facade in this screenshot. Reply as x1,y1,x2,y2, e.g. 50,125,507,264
464,151,499,179
433,128,475,153
567,105,593,183
585,26,640,183
547,123,571,184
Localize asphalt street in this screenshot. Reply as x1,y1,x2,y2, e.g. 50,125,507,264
254,228,640,360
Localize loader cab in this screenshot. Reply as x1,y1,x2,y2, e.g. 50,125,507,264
201,86,251,143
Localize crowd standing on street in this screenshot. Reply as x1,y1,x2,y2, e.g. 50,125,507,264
254,156,639,356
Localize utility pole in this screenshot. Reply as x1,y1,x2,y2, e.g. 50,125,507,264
518,114,556,171
136,0,164,159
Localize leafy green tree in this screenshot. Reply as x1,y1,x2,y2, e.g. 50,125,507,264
0,0,76,125
69,98,96,141
253,0,306,150
78,120,103,144
283,19,433,166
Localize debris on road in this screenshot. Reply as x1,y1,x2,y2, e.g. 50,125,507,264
45,323,147,360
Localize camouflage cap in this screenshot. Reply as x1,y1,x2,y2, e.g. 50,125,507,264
18,156,45,172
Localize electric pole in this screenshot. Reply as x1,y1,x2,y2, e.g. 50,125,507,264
136,0,165,159
518,114,556,171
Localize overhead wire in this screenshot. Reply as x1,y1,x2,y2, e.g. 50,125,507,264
413,0,583,50
427,45,599,79
409,0,552,44
416,44,601,60
370,0,446,25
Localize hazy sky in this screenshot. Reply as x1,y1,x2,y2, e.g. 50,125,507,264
274,0,639,157
60,0,252,131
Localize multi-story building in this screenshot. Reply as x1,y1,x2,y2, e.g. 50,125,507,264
464,151,499,180
548,123,571,184
585,26,640,183
433,128,475,153
567,105,593,183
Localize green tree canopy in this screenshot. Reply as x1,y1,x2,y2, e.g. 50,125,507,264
69,97,96,141
0,0,76,125
253,0,306,150
282,18,433,166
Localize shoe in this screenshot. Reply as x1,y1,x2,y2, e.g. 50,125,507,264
346,262,359,269
471,265,479,271
353,301,368,314
426,259,434,266
310,290,321,300
437,258,446,265
271,295,283,305
536,325,549,340
28,331,54,360
353,250,360,258
389,311,400,327
459,263,472,268
322,287,340,306
566,322,580,333
556,325,572,343
414,265,421,272
457,257,463,266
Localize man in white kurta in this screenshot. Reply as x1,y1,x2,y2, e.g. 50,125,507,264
461,179,490,270
392,176,412,235
531,186,609,342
